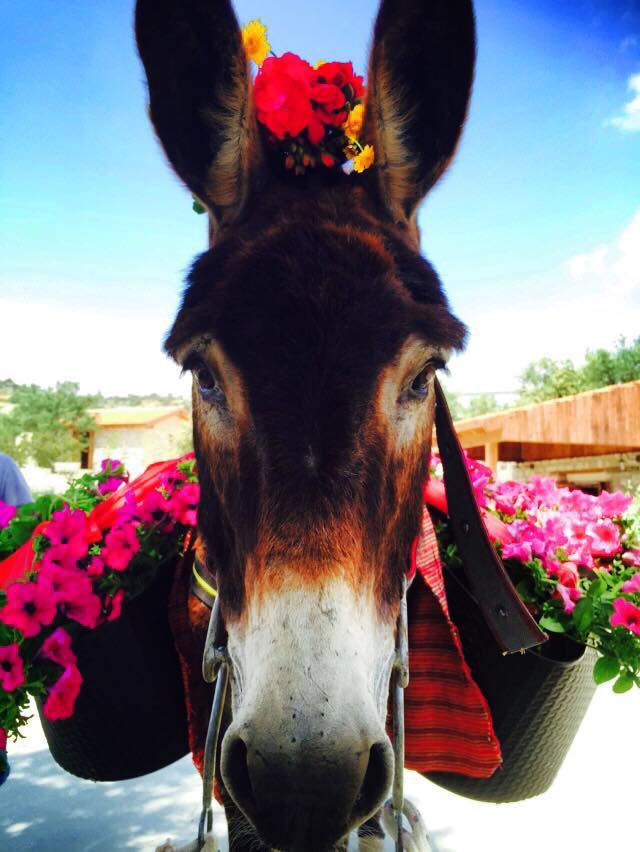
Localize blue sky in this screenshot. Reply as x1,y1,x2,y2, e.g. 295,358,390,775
1,0,638,396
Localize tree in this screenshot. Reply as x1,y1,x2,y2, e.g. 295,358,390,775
518,357,584,403
582,337,640,389
516,337,640,404
0,382,97,469
463,393,502,417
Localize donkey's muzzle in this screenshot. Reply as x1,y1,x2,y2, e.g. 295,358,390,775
222,727,393,851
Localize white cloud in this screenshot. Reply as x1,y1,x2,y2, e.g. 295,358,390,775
447,209,640,395
608,72,640,132
0,299,189,397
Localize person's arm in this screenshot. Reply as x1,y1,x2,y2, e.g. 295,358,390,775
0,456,32,506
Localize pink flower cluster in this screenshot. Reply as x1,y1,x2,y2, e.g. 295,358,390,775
0,457,199,724
431,452,640,646
449,454,640,635
97,458,129,496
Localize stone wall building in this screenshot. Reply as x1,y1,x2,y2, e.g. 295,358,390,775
85,406,191,477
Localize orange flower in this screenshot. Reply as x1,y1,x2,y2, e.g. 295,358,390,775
352,144,374,173
344,103,364,138
242,19,270,67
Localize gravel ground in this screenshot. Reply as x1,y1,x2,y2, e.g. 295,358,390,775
2,686,637,852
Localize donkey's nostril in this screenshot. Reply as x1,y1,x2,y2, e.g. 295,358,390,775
352,741,394,823
224,736,257,819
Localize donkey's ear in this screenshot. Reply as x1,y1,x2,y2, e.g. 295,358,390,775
363,0,476,224
135,0,262,227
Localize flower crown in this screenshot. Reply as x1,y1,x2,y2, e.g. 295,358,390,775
243,20,374,176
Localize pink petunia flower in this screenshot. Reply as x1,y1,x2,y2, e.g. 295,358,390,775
502,541,533,562
492,480,526,517
0,643,26,691
138,490,172,529
160,469,187,495
105,589,125,622
597,490,633,519
98,477,125,496
507,520,548,558
87,556,104,577
38,562,93,604
610,598,640,636
586,518,621,559
101,458,123,473
547,560,580,589
45,506,88,563
622,550,640,569
41,627,76,668
0,579,57,638
171,483,200,527
622,573,640,595
40,546,81,573
0,500,17,530
564,537,595,571
42,664,83,721
57,585,102,629
558,488,598,520
101,523,140,571
556,583,582,614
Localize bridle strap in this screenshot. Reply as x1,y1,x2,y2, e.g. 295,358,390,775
434,379,547,654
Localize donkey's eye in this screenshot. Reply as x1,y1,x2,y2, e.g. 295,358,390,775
183,355,224,404
408,358,445,400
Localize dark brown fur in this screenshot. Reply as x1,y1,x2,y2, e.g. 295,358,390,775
164,183,466,615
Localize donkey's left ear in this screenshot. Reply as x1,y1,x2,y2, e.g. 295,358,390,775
363,0,476,225
135,0,263,228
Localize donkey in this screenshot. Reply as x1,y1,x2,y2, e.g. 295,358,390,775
136,0,475,849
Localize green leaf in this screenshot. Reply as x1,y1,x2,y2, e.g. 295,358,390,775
516,580,534,603
572,598,594,634
588,577,606,600
613,673,634,694
593,656,620,684
539,615,566,633
192,197,206,214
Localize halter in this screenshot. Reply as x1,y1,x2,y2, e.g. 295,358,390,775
192,379,546,850
193,565,421,852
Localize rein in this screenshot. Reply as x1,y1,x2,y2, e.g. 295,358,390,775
190,379,546,851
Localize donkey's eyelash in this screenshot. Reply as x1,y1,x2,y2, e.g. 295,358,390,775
432,358,449,375
181,352,206,376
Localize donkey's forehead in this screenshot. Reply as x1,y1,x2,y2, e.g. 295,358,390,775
167,217,466,369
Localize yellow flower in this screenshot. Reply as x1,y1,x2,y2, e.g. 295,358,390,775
313,60,326,70
344,103,364,138
242,19,270,67
352,144,375,174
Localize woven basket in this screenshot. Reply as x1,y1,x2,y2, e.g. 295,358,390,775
425,572,597,802
37,556,189,782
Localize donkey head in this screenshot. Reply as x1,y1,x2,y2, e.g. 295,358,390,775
136,1,475,848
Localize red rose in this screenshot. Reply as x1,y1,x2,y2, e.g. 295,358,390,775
314,61,364,99
254,52,314,138
310,82,347,127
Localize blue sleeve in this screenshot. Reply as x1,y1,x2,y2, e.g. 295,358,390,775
0,455,32,506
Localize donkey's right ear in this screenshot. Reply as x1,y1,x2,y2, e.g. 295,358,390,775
135,0,263,228
363,0,476,227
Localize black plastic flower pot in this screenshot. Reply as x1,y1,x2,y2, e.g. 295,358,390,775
37,556,189,782
425,571,597,803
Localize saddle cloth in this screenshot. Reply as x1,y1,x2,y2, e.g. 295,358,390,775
405,506,501,777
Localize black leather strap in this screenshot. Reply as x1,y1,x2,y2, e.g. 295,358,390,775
434,379,547,654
